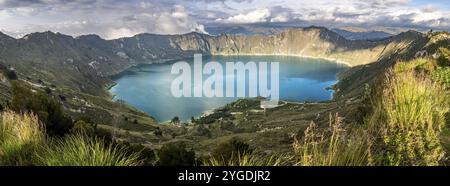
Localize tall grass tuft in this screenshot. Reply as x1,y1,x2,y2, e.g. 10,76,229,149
394,58,430,73
0,111,44,165
1,110,143,166
368,70,449,165
293,114,371,166
36,134,142,166
203,153,290,166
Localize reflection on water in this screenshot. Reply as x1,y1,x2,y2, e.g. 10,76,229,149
110,56,348,122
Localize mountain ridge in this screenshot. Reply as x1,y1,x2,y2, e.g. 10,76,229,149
0,27,428,96
0,27,432,123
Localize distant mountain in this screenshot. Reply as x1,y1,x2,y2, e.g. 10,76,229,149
205,25,287,36
332,28,393,40
0,32,15,46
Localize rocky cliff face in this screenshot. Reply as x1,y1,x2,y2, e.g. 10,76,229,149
205,27,424,66
108,26,424,67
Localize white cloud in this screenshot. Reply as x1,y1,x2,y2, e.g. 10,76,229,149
219,8,271,24
270,14,288,22
0,2,208,39
0,0,450,38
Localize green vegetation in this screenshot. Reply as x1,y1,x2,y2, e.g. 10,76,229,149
211,138,252,162
0,64,17,80
11,82,73,136
288,58,449,166
157,142,196,166
431,67,450,87
368,70,448,165
170,116,180,124
0,111,44,165
194,111,232,125
0,110,143,166
293,114,370,166
438,47,450,66
204,153,288,166
393,58,430,73
36,134,142,166
204,138,289,166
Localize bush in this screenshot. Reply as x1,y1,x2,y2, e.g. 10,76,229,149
212,138,252,162
431,67,450,87
157,142,196,166
36,134,142,166
171,116,180,124
11,82,73,136
6,70,17,80
0,111,44,165
438,47,450,66
116,142,156,166
71,120,96,136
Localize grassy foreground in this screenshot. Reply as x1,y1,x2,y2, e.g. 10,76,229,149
0,111,142,166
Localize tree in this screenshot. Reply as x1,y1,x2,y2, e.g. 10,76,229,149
157,142,196,166
171,116,180,124
6,70,17,80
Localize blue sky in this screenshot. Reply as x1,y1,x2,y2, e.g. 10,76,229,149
0,0,449,39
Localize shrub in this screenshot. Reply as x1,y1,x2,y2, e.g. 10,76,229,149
36,134,142,166
11,82,73,136
212,138,252,162
438,47,450,66
6,70,17,80
116,142,156,166
157,142,196,166
171,116,180,124
431,67,450,87
71,120,96,136
368,70,448,165
0,111,44,165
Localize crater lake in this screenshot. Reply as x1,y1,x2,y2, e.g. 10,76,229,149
110,56,348,122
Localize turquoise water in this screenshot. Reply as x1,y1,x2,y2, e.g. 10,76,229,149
110,56,348,122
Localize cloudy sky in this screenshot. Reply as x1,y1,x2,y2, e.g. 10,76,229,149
0,0,449,39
